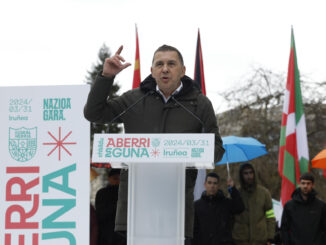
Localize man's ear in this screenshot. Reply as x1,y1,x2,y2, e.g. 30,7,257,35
150,67,153,75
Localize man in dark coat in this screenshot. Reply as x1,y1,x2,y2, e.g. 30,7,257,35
95,169,125,245
281,172,326,245
193,172,244,245
84,44,225,240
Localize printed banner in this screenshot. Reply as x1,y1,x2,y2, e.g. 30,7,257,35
0,85,90,245
92,133,215,168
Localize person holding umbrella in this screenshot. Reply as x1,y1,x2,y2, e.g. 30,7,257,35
232,162,275,245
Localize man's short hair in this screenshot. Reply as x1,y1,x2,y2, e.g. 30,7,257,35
152,44,184,65
205,172,219,183
106,168,121,177
300,172,314,183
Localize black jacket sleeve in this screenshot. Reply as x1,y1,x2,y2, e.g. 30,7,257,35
84,74,124,123
281,203,291,245
228,186,245,214
322,202,326,235
192,205,200,245
95,187,116,225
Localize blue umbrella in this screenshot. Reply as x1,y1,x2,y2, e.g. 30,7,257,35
216,136,268,175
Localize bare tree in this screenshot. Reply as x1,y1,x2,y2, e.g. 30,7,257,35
216,67,326,200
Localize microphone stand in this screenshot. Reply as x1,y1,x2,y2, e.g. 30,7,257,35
171,96,205,133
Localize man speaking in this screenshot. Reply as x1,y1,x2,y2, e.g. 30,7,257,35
84,44,225,242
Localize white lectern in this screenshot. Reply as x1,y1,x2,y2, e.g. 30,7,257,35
92,134,215,245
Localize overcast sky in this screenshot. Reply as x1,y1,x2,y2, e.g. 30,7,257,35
1,0,325,113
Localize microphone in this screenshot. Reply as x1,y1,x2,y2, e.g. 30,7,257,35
171,96,205,133
106,90,154,133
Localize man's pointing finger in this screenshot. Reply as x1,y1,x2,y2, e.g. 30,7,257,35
115,45,123,55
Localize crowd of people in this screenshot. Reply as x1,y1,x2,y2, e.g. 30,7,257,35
85,44,326,245
90,165,326,245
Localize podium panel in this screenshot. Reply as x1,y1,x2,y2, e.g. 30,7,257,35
92,133,214,245
128,162,185,245
92,133,215,168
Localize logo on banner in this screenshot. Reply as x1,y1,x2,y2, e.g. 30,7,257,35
150,148,160,157
151,138,161,147
8,127,37,162
43,127,77,161
191,148,205,158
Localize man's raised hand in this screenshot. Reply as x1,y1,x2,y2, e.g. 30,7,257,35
102,45,131,78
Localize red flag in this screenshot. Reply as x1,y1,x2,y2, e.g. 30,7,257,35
132,25,141,89
194,29,206,95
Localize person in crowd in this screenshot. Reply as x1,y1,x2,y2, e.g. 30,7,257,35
95,168,125,245
232,162,275,245
90,204,98,245
84,44,225,241
193,172,244,245
281,172,326,245
90,166,99,245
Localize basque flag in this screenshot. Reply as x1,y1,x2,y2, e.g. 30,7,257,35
278,28,309,206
